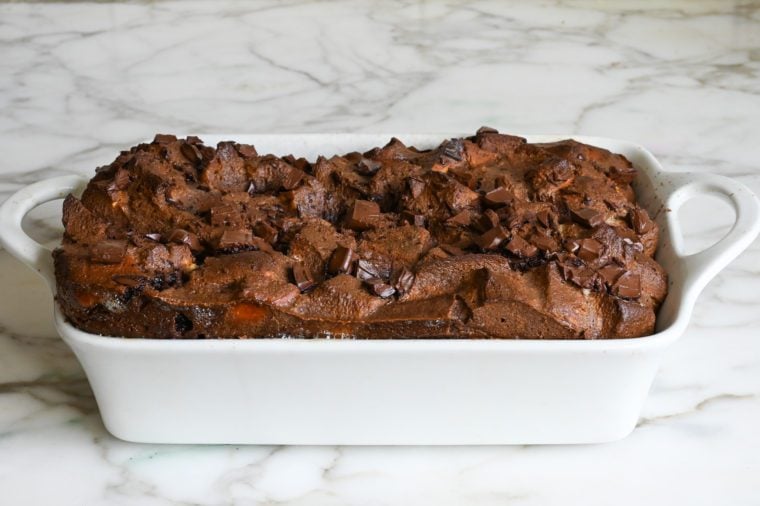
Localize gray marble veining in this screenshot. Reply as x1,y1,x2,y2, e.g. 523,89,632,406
1,0,759,504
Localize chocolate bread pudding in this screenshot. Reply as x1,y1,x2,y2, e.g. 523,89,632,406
54,129,667,339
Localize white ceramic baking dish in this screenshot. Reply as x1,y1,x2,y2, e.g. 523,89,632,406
1,134,758,445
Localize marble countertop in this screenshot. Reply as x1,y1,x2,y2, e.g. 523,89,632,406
1,1,759,504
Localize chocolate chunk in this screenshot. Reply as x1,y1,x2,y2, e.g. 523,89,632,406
236,144,258,158
210,203,237,226
612,271,641,299
345,200,380,230
483,187,513,208
328,246,356,275
174,313,193,334
153,134,177,144
356,259,381,281
505,235,538,258
407,178,425,199
292,263,315,292
217,229,253,250
145,233,162,242
391,266,415,295
565,239,580,253
441,139,464,161
570,207,604,228
440,244,466,256
356,158,382,176
91,240,127,264
558,262,598,289
629,208,654,234
180,142,202,164
253,221,278,244
282,166,305,191
530,233,557,252
576,238,604,262
536,209,552,228
476,126,499,135
447,210,471,227
598,263,625,286
112,274,146,288
365,278,396,298
400,211,426,227
475,226,507,250
168,229,203,252
474,209,500,232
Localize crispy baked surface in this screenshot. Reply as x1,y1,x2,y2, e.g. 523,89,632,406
54,129,667,339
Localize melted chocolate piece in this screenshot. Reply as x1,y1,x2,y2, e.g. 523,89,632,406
629,208,654,234
612,271,641,299
483,187,513,208
346,200,380,230
401,211,426,227
577,238,604,262
505,235,538,258
570,207,604,228
328,246,356,275
292,263,316,292
475,226,507,250
356,158,382,176
168,229,203,252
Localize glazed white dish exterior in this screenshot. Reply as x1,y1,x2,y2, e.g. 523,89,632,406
1,134,758,445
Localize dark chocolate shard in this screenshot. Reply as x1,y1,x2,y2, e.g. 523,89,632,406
281,166,305,191
365,278,396,298
180,142,202,164
446,210,471,227
576,238,604,262
475,226,507,250
356,158,382,176
153,134,177,144
217,229,253,250
253,221,278,244
292,263,316,292
598,263,625,286
474,209,500,232
328,246,356,275
168,229,203,252
505,235,538,258
570,207,603,228
400,211,426,228
529,233,557,252
612,271,641,299
483,187,513,208
536,209,552,228
391,266,415,295
629,208,654,234
356,259,381,281
441,138,464,161
236,144,258,158
210,203,237,226
345,200,381,230
91,240,127,264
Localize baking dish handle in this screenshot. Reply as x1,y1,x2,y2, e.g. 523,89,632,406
664,172,760,294
0,174,89,290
